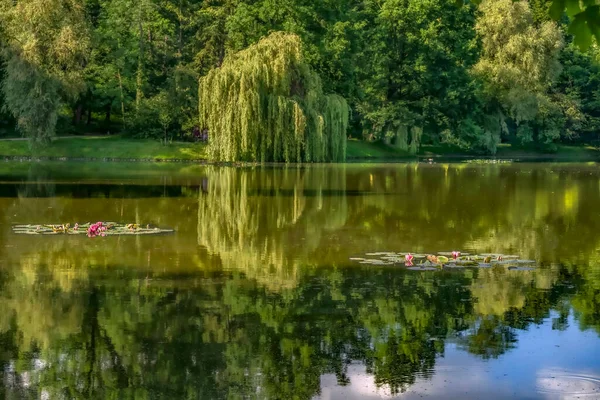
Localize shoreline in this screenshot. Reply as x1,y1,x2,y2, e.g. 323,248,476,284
2,153,599,164
1,136,599,164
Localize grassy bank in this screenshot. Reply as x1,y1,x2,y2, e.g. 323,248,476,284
1,136,599,162
349,139,600,161
0,136,207,161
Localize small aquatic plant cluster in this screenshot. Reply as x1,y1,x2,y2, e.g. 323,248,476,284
350,251,536,271
87,222,107,237
465,159,513,164
12,222,174,237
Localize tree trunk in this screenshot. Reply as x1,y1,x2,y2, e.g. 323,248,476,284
178,0,183,56
105,103,111,123
163,35,168,74
117,70,126,123
87,106,92,125
74,104,83,125
136,15,145,110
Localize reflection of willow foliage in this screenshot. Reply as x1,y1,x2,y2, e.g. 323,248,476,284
197,166,347,289
198,32,349,163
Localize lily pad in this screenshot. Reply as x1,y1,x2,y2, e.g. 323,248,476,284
411,254,428,258
508,266,535,271
354,250,537,272
359,259,392,265
407,266,438,271
456,261,479,266
443,264,466,269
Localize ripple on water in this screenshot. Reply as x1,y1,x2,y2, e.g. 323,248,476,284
536,370,600,398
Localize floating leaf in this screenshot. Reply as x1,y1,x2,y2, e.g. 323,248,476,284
407,266,438,271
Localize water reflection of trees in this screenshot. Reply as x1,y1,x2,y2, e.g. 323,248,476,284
1,164,600,398
197,166,348,289
0,264,594,398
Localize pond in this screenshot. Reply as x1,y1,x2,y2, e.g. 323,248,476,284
0,161,600,399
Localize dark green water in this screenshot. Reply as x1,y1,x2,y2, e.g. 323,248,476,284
1,162,600,399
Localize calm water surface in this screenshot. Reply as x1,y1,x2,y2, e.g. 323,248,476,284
0,162,600,399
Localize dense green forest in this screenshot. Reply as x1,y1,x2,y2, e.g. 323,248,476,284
0,0,599,157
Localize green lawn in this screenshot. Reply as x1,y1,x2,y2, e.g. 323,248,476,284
1,135,598,162
420,142,600,159
0,136,207,161
346,139,414,160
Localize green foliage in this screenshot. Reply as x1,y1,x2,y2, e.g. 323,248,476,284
460,0,600,50
0,0,600,154
550,0,600,51
0,136,206,160
0,0,89,144
355,0,480,153
199,32,349,163
472,0,565,152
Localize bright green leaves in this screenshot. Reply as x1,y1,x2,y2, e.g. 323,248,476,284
549,0,567,20
567,5,600,51
473,0,564,150
551,0,600,50
0,0,90,144
460,0,600,51
199,32,349,163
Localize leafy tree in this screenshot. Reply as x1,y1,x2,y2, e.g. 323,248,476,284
472,0,564,151
355,0,480,152
199,32,349,162
0,0,89,144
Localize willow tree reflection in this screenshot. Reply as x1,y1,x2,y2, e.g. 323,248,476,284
197,166,348,289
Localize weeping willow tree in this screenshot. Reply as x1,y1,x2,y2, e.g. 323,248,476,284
197,166,348,290
198,32,349,163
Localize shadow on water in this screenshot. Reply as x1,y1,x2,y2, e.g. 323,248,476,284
0,162,600,398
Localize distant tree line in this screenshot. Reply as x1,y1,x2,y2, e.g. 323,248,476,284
0,0,599,154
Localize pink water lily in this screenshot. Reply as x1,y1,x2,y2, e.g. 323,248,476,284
452,251,461,260
405,253,414,263
87,222,106,238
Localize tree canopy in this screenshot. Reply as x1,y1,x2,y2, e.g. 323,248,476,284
0,0,599,155
199,32,349,162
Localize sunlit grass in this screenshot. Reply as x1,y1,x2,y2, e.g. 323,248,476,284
1,136,598,162
0,136,207,160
